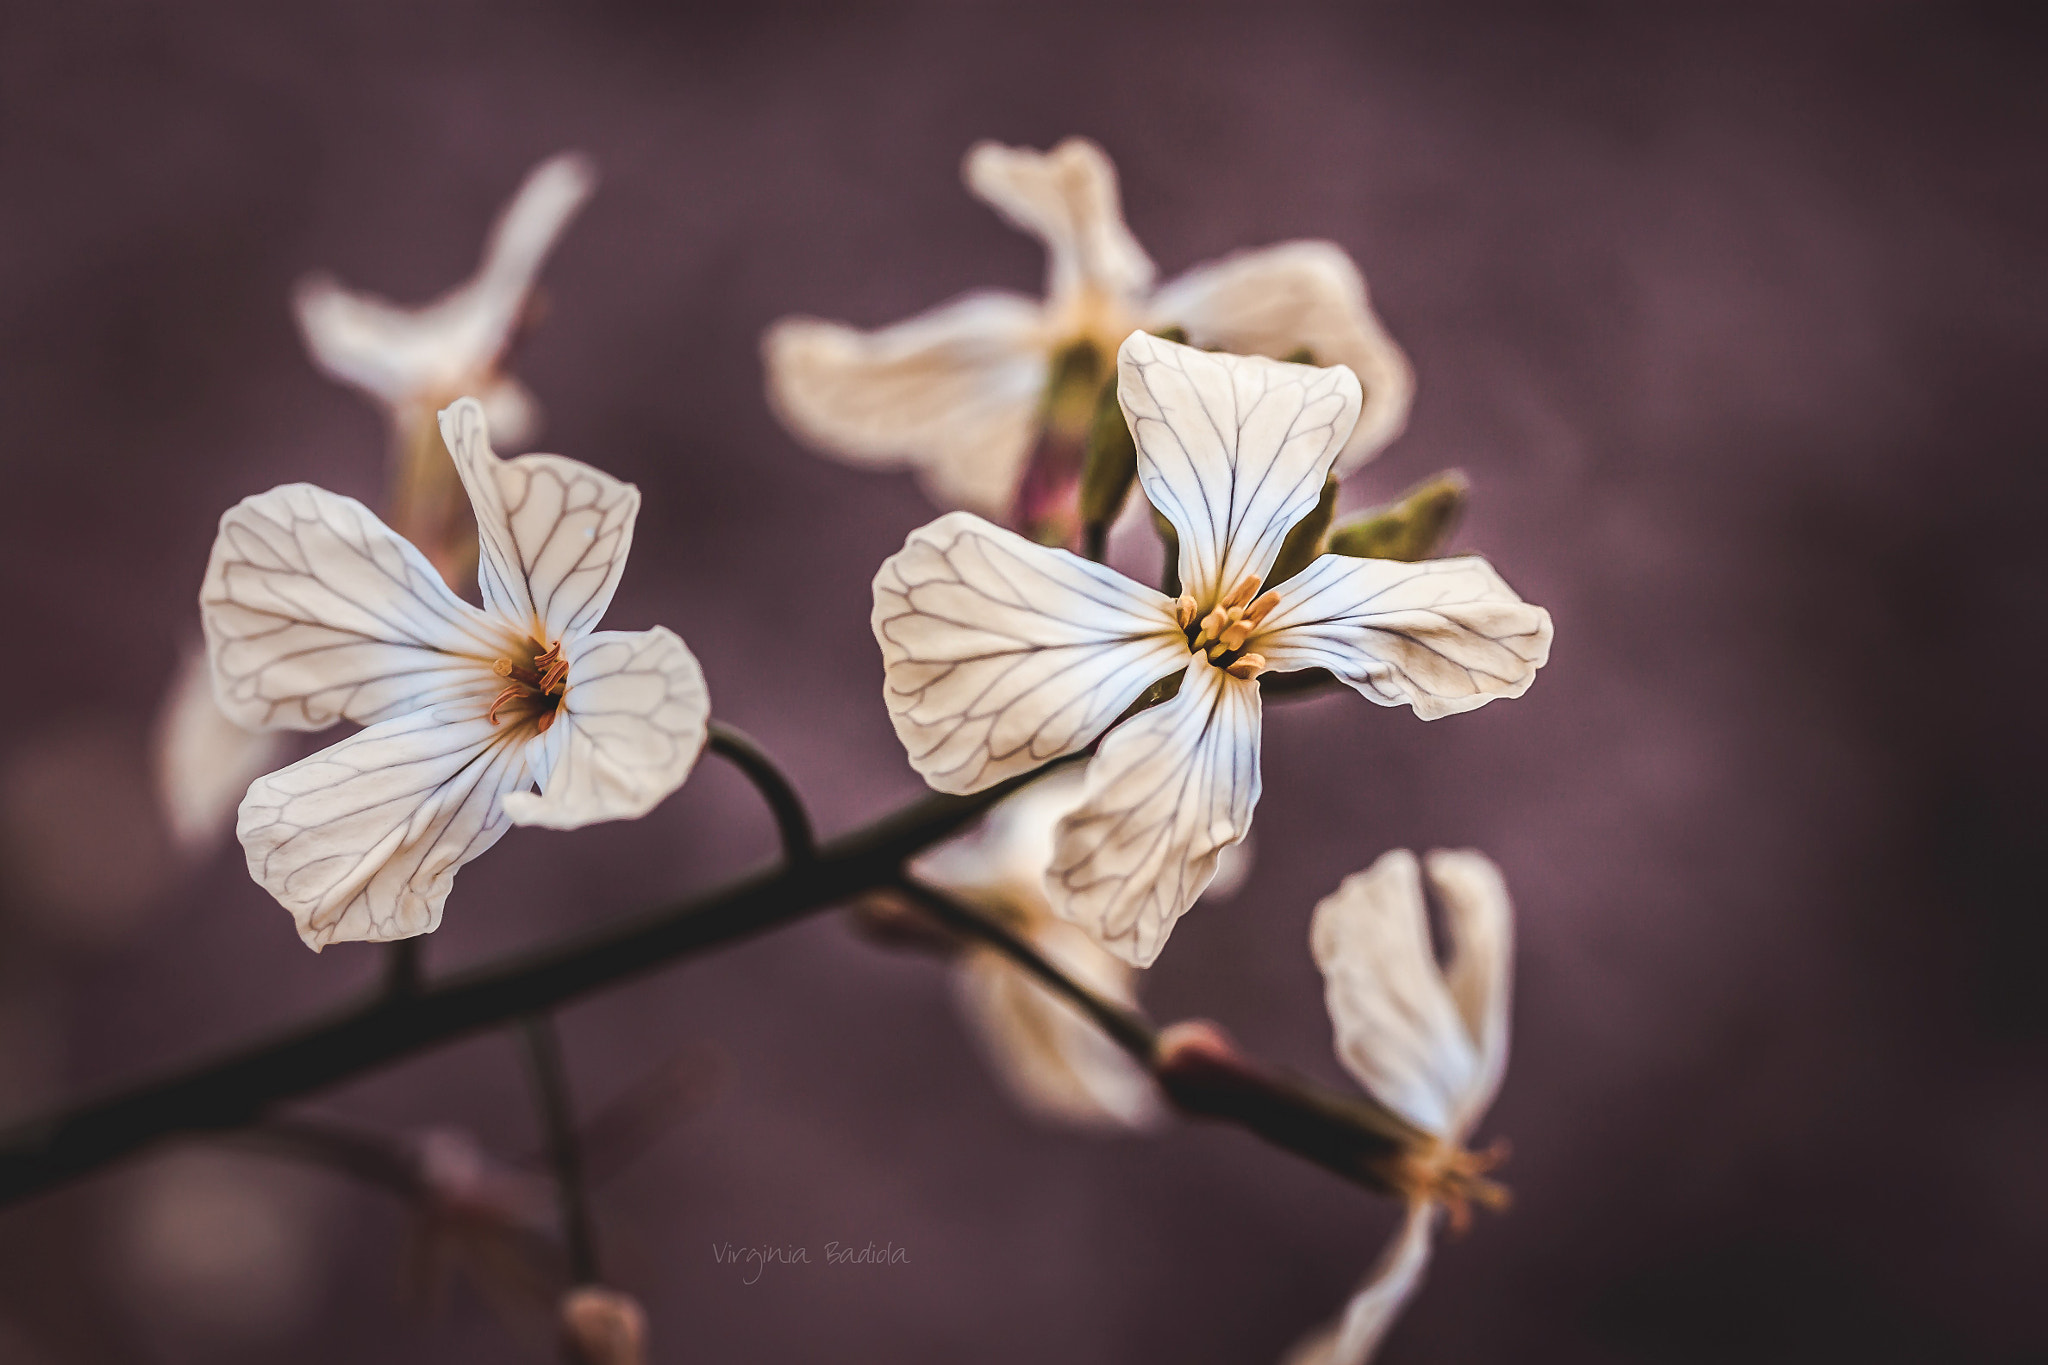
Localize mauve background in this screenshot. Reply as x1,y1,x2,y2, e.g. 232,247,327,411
0,2,2042,1361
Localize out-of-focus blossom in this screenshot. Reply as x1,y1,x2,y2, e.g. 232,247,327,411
560,1286,648,1365
404,1126,562,1323
153,645,287,856
1284,848,1515,1365
765,137,1411,527
914,768,1246,1130
119,1149,329,1348
874,333,1549,966
294,152,595,454
201,399,709,949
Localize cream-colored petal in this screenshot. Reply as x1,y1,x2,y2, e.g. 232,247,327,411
911,767,1087,910
1282,1203,1437,1365
1309,850,1478,1137
1148,241,1413,475
502,628,709,830
763,294,1050,519
202,483,511,732
237,706,534,949
1426,850,1514,1139
292,153,595,407
154,646,289,854
1118,331,1362,603
873,512,1186,795
963,138,1154,306
1254,554,1553,720
952,917,1163,1132
438,397,639,644
1048,658,1260,968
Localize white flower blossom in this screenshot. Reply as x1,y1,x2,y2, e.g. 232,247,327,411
873,332,1550,966
200,398,709,950
294,151,597,449
765,137,1412,522
1285,848,1514,1365
915,767,1244,1131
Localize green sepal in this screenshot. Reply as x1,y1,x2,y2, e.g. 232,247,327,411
1077,374,1138,546
1326,471,1470,563
1265,475,1338,589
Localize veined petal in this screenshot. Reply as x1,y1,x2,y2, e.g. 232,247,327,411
873,512,1186,795
1427,850,1514,1140
154,646,288,854
763,293,1049,519
1148,241,1413,475
1118,331,1362,604
292,153,595,406
952,918,1163,1132
1310,850,1478,1137
503,628,709,830
963,138,1154,306
1282,1203,1437,1365
1254,554,1553,719
237,706,533,950
202,483,510,732
1048,658,1260,968
438,397,639,644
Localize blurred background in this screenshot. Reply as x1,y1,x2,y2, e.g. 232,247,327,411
0,2,2042,1361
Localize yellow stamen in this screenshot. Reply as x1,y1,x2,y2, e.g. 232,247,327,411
1224,652,1266,680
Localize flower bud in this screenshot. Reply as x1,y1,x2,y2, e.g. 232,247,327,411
560,1285,647,1365
1264,475,1339,588
1326,471,1469,562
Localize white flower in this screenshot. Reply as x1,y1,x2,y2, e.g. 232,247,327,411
765,137,1412,523
873,332,1550,966
200,398,709,950
293,151,596,449
1285,848,1514,1365
916,768,1252,1131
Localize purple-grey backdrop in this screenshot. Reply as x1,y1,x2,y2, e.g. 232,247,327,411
0,3,2042,1362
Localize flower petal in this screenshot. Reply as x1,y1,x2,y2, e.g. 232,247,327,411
911,767,1086,908
154,645,288,854
763,293,1049,519
1048,658,1260,968
873,512,1186,794
1118,331,1362,603
1426,849,1514,1139
202,483,509,732
237,706,533,949
438,397,640,644
952,918,1163,1132
292,152,595,406
1309,850,1478,1137
1282,1203,1437,1365
1148,241,1413,475
963,138,1154,305
502,627,710,830
1254,554,1553,719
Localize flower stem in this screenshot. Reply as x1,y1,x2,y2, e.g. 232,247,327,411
519,1014,599,1285
0,771,1051,1207
705,722,815,864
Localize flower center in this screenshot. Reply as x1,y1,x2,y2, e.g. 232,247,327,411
1175,574,1279,680
486,639,569,732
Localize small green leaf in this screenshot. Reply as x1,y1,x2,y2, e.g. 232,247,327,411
1326,472,1470,562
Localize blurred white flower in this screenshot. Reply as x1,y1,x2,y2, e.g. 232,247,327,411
917,768,1252,1130
1285,848,1514,1365
201,398,709,950
153,645,288,856
294,151,596,451
875,333,1549,966
765,137,1412,523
